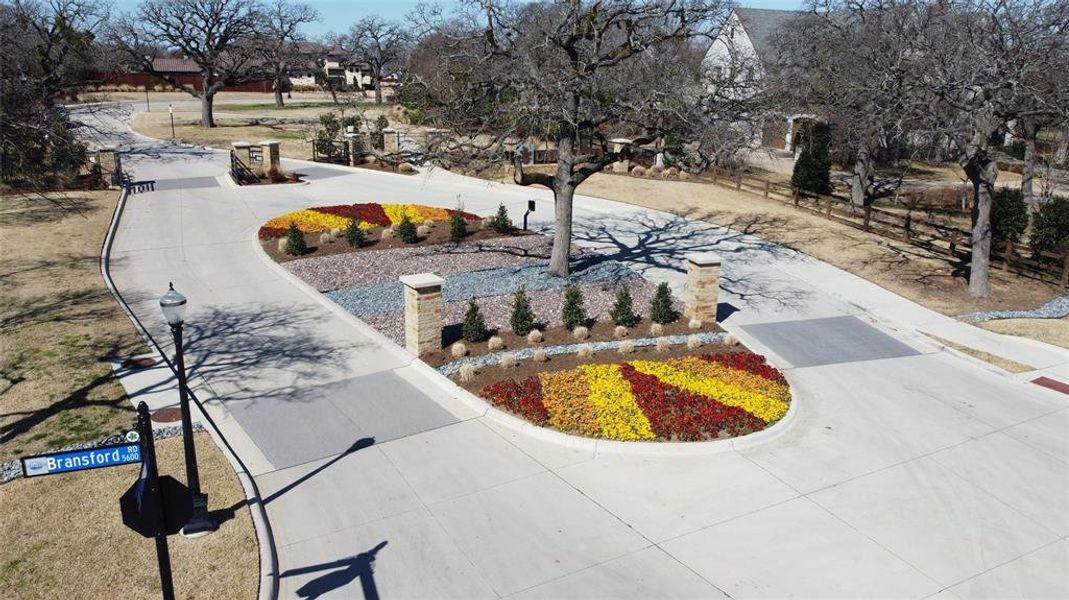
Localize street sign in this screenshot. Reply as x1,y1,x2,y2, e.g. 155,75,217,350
121,475,193,538
20,443,141,478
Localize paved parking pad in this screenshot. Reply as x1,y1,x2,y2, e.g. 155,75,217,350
150,176,220,191
228,370,458,470
742,315,919,368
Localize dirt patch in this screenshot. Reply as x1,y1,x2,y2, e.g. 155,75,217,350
261,222,525,263
424,319,722,367
0,432,258,600
923,333,1035,373
452,340,735,393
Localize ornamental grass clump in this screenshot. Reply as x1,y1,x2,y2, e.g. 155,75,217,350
450,342,468,358
655,337,670,353
276,238,287,252
344,217,366,248
458,363,477,383
284,222,307,256
319,232,332,245
490,203,511,233
688,318,703,330
650,282,678,324
462,299,489,342
450,204,468,242
724,333,740,346
577,343,594,359
488,336,505,351
510,286,536,336
609,285,640,327
561,284,588,330
649,322,664,336
573,325,590,340
614,325,629,339
527,329,543,344
687,334,702,350
618,340,635,354
533,348,549,362
381,228,395,240
416,224,431,237
500,353,517,369
397,215,419,243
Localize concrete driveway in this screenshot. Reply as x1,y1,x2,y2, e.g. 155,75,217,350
81,104,1069,599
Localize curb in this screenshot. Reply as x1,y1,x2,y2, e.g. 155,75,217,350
252,232,802,457
101,187,279,600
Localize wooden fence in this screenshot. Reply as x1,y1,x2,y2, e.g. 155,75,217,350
704,166,1069,288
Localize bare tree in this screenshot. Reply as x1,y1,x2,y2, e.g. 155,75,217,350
770,0,927,208
254,0,319,108
406,0,732,276
919,0,1069,297
1,0,108,186
111,0,262,127
340,15,411,104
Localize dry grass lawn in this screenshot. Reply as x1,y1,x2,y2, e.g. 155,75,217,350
0,190,258,599
922,333,1035,373
1,191,145,461
0,432,259,600
132,112,313,161
978,317,1069,350
574,172,1063,317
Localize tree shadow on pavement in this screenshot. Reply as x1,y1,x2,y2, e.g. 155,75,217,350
281,540,389,600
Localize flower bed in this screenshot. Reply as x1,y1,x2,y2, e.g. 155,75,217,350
258,203,481,239
479,352,789,442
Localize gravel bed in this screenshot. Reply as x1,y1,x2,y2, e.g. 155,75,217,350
959,295,1069,322
326,259,640,316
356,278,677,345
0,423,204,484
286,235,553,291
437,332,729,376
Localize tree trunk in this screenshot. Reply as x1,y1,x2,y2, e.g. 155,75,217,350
374,78,383,104
549,182,575,277
274,76,285,108
964,147,998,298
1022,133,1036,210
850,148,872,207
199,91,215,128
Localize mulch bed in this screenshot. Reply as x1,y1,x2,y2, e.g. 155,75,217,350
423,319,723,367
262,225,530,263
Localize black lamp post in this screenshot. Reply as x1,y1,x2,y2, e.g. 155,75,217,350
159,283,217,537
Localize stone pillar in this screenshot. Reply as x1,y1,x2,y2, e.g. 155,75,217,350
383,129,400,154
260,140,281,171
610,137,631,173
684,252,722,324
231,141,252,167
97,147,118,181
784,117,795,153
400,273,445,356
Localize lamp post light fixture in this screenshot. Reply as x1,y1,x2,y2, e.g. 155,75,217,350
159,283,217,537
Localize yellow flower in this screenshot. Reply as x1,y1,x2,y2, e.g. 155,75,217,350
675,357,791,404
629,359,789,423
263,209,350,233
577,364,656,441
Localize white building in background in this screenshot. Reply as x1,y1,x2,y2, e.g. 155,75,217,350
288,43,373,90
702,7,814,153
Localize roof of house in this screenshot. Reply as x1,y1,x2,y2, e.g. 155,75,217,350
151,57,200,73
733,7,804,60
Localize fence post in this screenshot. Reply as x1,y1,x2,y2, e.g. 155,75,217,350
711,168,718,184
1003,238,1014,271
764,181,770,198
863,206,872,232
904,213,912,240
793,189,800,207
1062,253,1069,289
735,175,742,190
825,197,833,219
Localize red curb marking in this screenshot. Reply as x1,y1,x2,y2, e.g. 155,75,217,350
1031,376,1069,395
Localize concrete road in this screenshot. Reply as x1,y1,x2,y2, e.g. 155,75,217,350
81,104,1069,599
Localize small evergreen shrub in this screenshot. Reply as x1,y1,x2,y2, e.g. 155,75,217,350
561,284,588,330
345,218,366,248
397,215,419,243
462,299,489,342
991,188,1029,246
609,285,640,327
791,122,832,195
450,204,468,242
284,222,306,256
650,282,678,324
490,203,511,233
1031,195,1069,258
509,286,536,336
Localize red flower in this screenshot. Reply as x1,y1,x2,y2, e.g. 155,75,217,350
700,352,786,383
480,376,549,425
619,364,764,441
313,204,392,226
258,225,288,240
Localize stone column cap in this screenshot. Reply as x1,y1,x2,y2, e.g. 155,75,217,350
259,139,281,146
231,141,251,149
687,252,723,266
399,272,445,290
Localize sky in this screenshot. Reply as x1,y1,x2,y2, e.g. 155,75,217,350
112,0,806,38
